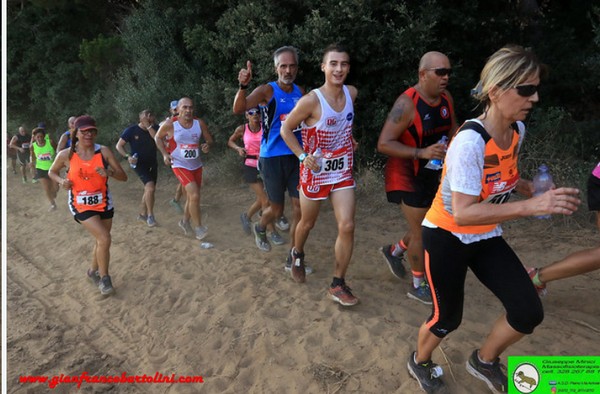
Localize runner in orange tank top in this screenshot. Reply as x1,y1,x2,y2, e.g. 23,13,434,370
407,46,581,393
49,115,127,296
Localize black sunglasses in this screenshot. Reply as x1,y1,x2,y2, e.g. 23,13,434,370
515,84,539,97
247,109,260,115
428,68,452,77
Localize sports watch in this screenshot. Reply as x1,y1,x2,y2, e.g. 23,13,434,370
298,153,307,162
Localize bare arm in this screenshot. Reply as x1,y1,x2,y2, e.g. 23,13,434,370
451,187,581,226
99,146,127,181
377,94,418,158
444,89,459,140
30,144,36,167
48,150,72,189
228,125,246,156
377,94,446,161
57,133,69,152
199,119,213,153
155,120,174,166
232,61,274,113
115,138,129,158
281,92,320,171
515,178,535,198
9,136,22,152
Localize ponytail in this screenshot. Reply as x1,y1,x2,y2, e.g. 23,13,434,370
69,130,78,159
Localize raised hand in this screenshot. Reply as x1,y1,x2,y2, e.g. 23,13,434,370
238,60,253,86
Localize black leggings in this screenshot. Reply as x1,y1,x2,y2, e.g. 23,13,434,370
422,226,543,337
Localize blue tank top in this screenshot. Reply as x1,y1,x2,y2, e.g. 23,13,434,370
259,81,303,158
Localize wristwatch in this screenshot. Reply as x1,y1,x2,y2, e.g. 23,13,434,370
298,153,307,162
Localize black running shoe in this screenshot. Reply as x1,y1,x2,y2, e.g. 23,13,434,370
407,351,448,393
380,244,407,278
290,248,305,283
98,275,114,296
466,349,508,393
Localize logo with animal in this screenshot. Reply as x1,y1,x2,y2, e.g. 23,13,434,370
512,363,540,393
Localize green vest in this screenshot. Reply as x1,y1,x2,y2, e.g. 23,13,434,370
32,141,55,171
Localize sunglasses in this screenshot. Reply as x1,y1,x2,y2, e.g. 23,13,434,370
79,129,97,135
428,68,452,77
247,109,260,116
514,84,539,97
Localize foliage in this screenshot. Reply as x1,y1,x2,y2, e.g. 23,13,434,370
6,0,600,193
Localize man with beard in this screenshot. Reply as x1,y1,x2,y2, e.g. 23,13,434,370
232,46,313,275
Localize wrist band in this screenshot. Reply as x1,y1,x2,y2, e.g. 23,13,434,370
239,83,248,90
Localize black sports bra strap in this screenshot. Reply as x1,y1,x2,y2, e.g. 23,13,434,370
459,121,491,143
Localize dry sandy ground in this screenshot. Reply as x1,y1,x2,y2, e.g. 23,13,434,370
5,164,600,393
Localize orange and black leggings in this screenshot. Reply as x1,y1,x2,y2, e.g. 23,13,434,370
422,226,543,338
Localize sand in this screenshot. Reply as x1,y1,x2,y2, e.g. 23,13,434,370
6,164,600,393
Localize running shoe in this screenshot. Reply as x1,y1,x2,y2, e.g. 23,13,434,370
269,230,285,245
466,349,508,393
147,215,157,227
289,248,305,283
178,219,193,236
31,178,39,184
98,275,114,295
240,213,251,235
252,223,271,252
407,282,433,305
195,225,208,240
526,267,547,297
169,198,184,214
275,216,290,231
137,214,148,222
48,203,57,212
87,268,101,286
380,244,407,278
22,177,27,184
407,351,447,393
284,253,314,274
328,283,358,306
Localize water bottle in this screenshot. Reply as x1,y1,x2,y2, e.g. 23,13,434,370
200,242,214,249
312,147,323,175
425,135,449,170
130,153,138,169
533,164,553,219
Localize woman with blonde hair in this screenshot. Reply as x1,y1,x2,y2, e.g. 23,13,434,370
407,46,581,393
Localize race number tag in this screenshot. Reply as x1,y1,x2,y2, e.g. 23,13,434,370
76,192,103,206
22,143,30,149
482,175,519,205
38,153,53,161
321,154,349,173
181,143,199,159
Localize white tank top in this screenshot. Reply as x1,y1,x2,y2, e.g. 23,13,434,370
171,118,203,170
300,85,354,186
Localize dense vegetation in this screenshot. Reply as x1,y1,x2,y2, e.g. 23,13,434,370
7,0,600,186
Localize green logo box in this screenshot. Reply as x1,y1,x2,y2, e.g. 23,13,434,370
508,356,600,393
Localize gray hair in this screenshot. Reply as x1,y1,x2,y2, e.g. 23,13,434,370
273,46,299,67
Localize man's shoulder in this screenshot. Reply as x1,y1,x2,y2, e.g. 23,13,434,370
122,124,143,136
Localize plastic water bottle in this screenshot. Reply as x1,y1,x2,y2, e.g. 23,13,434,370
200,242,214,249
533,164,553,219
425,135,449,170
312,147,323,175
130,153,138,169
